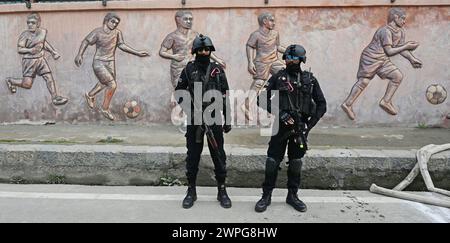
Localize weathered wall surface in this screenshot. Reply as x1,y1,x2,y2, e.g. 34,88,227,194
1,144,449,190
0,0,448,126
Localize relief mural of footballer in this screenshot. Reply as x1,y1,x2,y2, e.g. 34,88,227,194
75,12,150,121
5,13,68,106
341,8,422,120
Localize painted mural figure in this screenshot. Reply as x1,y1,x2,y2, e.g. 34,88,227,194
5,13,69,106
241,12,286,121
341,8,422,120
75,12,150,121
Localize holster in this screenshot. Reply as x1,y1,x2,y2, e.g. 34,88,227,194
281,113,309,150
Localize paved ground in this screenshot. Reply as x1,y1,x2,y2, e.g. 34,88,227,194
0,123,449,149
0,124,448,223
0,184,449,223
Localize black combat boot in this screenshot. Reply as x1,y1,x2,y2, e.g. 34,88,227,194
217,184,232,208
286,188,307,212
182,185,197,209
255,189,272,213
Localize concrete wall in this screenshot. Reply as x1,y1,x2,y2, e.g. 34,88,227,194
1,144,449,190
0,0,449,126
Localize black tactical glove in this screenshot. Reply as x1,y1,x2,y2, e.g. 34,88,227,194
280,111,294,125
223,125,232,133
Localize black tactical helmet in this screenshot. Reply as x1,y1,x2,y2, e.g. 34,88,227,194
191,34,216,54
282,44,306,63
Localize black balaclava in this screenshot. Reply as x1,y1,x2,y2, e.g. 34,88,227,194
286,62,301,75
195,51,211,72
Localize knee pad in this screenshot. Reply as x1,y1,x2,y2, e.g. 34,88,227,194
287,159,303,177
265,157,279,177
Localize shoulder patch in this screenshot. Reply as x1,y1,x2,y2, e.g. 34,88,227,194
211,66,222,78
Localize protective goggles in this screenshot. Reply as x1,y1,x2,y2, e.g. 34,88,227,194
197,47,211,52
285,55,303,61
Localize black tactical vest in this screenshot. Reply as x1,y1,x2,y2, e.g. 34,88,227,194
186,62,223,94
186,62,224,108
277,70,315,117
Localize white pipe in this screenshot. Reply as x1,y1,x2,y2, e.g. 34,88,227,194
370,184,450,208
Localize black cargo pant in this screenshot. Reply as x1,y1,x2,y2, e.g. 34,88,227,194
263,121,307,192
185,124,227,185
